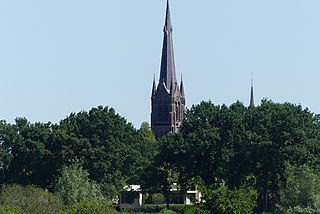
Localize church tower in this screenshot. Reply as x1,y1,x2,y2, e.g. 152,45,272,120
151,0,185,139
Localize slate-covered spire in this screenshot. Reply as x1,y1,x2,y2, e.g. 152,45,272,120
159,0,176,91
249,77,255,107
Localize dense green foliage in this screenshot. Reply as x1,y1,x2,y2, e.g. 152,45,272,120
147,100,320,212
1,101,320,213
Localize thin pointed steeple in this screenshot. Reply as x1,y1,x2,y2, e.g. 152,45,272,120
159,0,176,91
249,74,254,107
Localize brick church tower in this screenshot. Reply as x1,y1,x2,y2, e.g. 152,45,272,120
151,0,186,139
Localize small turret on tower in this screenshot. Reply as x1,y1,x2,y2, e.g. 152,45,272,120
180,75,185,98
151,75,157,97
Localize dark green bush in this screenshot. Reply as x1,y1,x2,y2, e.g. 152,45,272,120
159,208,177,214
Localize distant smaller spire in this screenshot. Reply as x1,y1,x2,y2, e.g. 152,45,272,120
249,73,254,107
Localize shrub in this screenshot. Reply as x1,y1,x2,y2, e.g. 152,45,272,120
141,204,167,212
55,162,104,205
200,186,257,214
276,164,320,214
62,198,117,214
152,193,166,204
0,184,63,214
159,208,177,214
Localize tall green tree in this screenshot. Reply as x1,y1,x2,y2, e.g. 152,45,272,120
180,101,247,185
247,100,320,211
2,118,55,188
58,106,141,192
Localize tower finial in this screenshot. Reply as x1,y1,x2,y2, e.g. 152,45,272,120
164,0,172,33
249,72,254,107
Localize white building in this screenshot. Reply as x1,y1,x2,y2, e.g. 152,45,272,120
119,185,143,211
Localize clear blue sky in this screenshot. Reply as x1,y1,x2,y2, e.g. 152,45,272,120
0,0,320,127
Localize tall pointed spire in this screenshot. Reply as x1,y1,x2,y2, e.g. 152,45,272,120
249,74,255,107
159,0,176,91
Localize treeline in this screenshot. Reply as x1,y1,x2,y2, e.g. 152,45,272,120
0,106,157,197
1,100,320,213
